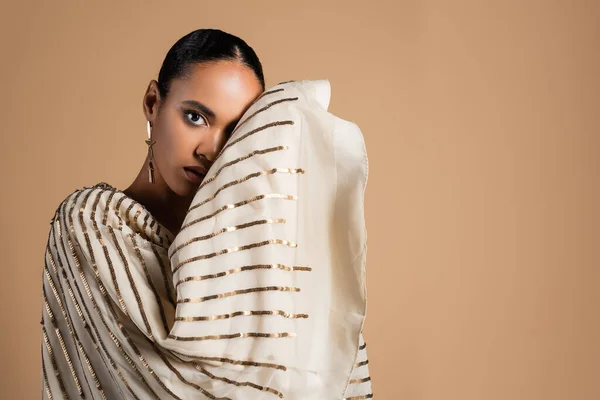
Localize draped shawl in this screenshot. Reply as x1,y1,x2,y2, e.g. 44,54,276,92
40,80,372,399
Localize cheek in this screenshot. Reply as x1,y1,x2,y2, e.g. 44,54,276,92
155,117,196,166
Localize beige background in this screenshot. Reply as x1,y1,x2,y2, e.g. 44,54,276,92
1,1,599,399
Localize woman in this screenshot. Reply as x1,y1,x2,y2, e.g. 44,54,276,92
41,29,372,399
122,29,264,237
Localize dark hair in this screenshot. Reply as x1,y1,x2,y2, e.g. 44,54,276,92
157,28,265,99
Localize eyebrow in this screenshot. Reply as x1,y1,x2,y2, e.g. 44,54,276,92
181,100,216,119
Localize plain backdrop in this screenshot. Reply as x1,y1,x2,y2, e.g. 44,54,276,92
1,1,599,399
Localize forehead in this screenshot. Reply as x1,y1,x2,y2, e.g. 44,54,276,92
167,61,263,121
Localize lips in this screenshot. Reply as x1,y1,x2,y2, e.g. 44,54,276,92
184,167,206,184
184,167,204,178
184,159,211,185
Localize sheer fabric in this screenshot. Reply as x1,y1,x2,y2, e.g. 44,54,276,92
41,80,372,399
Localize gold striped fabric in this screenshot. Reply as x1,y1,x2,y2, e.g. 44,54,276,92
41,80,372,399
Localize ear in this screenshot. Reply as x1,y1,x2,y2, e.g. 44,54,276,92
142,80,162,125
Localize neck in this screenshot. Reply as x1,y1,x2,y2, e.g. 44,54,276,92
122,157,193,236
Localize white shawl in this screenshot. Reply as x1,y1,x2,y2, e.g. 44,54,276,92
41,80,372,399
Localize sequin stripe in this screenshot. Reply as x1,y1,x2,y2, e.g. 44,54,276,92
72,189,165,400
83,193,179,399
175,309,309,322
42,325,70,399
254,87,285,103
109,191,128,229
156,224,164,246
50,217,67,275
106,226,154,340
99,183,174,245
46,233,70,306
129,233,170,334
47,221,89,385
42,355,54,399
61,282,112,390
168,332,296,341
348,377,371,384
61,189,87,262
60,194,141,400
142,214,150,231
193,362,283,398
44,262,107,399
90,192,129,316
178,286,300,304
47,215,59,265
43,258,68,329
77,199,190,398
228,97,298,140
171,218,287,257
179,194,296,233
217,120,294,161
345,394,373,400
149,218,160,248
122,201,154,243
149,342,226,400
51,188,79,228
63,272,138,400
354,360,369,368
74,339,107,400
277,80,296,85
113,191,165,246
48,233,61,277
44,265,106,398
150,245,176,307
168,350,287,371
101,190,117,226
165,228,173,248
42,294,84,397
197,146,288,192
176,263,311,287
359,342,367,350
172,239,298,273
59,193,125,382
53,211,81,294
127,201,155,243
125,202,135,223
236,88,285,123
133,208,142,226
50,217,90,373
188,168,305,213
114,195,126,231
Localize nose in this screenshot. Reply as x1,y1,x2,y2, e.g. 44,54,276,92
194,128,228,162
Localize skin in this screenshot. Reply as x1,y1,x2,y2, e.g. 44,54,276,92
123,60,263,236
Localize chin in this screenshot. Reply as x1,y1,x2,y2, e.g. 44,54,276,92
171,177,200,198
173,184,195,198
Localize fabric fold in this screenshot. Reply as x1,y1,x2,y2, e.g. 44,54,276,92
41,79,372,399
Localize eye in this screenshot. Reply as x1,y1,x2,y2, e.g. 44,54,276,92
183,110,208,127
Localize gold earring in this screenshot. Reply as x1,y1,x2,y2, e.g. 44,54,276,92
145,121,156,184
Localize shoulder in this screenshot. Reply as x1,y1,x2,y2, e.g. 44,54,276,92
51,182,120,232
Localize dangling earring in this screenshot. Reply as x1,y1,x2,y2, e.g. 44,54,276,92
145,121,156,184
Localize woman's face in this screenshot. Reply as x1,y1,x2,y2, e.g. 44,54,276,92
144,60,263,197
